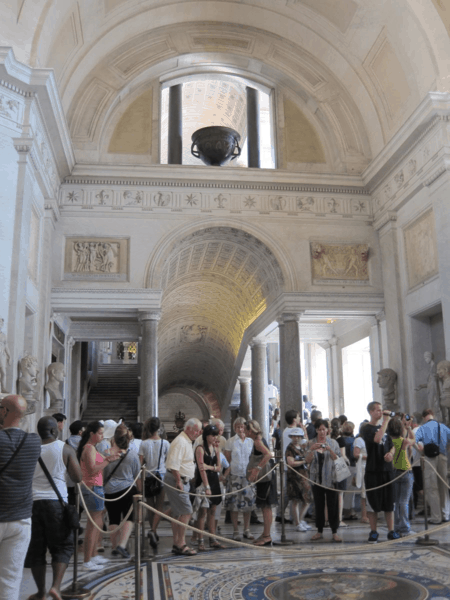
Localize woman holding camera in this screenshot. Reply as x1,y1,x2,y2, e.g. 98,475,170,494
306,419,342,542
387,418,415,536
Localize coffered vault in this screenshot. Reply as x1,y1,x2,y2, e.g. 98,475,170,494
157,227,285,401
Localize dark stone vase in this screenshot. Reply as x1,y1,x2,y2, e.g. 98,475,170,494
191,126,241,166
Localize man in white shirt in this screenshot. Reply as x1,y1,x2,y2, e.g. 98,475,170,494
164,418,202,556
224,417,255,540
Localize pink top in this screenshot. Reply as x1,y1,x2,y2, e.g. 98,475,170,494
81,443,104,487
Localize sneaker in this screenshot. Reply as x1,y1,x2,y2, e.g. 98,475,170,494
92,555,110,565
111,549,120,557
387,531,402,540
83,560,104,571
300,520,312,530
405,530,417,536
296,523,308,532
115,545,131,559
232,531,241,541
368,531,379,544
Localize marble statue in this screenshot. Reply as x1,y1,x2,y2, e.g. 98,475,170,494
437,360,450,425
45,362,65,411
0,318,11,393
377,368,397,410
19,353,39,414
415,351,442,420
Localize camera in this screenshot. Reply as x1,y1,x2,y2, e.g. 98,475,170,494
320,444,327,448
383,411,396,417
405,414,411,421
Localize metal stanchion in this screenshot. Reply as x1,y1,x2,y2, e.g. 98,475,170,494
273,458,294,546
134,494,142,600
416,457,439,546
61,486,90,599
140,466,148,557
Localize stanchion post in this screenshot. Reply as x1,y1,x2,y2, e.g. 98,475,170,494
416,457,439,546
61,485,90,599
134,494,142,600
273,456,294,546
141,466,147,557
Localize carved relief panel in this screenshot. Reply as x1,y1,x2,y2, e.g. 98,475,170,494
64,237,129,281
310,242,370,284
403,209,439,289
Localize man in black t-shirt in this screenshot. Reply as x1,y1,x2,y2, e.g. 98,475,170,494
362,401,398,544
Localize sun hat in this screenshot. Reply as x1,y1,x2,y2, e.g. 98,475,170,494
288,427,305,437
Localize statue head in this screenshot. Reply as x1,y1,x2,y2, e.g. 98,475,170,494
20,354,38,380
47,362,65,382
424,351,434,364
377,368,397,390
437,360,450,381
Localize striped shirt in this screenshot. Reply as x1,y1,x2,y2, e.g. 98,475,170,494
0,428,41,522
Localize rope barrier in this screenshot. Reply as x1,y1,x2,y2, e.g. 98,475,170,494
422,457,450,489
78,489,134,534
285,461,419,493
139,499,450,557
79,470,141,500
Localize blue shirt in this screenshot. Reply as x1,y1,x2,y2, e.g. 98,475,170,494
415,420,450,455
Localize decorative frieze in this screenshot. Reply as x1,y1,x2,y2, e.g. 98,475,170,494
310,242,370,285
59,184,373,219
403,209,439,290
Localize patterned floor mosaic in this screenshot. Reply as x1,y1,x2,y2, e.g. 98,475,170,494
149,546,450,600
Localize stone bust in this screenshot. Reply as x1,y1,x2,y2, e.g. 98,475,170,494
19,354,39,414
377,368,397,409
437,360,450,425
45,362,65,403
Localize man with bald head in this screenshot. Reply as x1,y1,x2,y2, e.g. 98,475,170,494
0,394,41,600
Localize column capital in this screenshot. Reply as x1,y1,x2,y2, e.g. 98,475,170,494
238,376,251,384
139,310,161,322
277,312,303,325
329,335,338,347
250,336,267,348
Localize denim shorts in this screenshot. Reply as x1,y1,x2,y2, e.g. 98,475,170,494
82,485,105,511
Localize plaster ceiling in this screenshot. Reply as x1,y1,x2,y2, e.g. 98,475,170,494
157,226,284,400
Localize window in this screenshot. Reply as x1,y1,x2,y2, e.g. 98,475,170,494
160,76,275,168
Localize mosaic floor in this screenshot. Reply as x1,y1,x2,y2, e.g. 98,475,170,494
79,544,450,600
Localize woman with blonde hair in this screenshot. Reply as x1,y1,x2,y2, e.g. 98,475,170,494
245,420,276,546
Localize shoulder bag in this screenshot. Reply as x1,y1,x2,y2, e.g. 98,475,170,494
145,440,163,497
332,452,351,483
423,423,440,458
246,451,274,483
38,457,80,531
103,450,128,486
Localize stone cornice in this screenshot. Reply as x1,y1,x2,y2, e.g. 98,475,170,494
423,155,450,187
373,210,397,232
51,287,162,315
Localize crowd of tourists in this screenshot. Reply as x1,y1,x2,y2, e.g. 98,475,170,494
1,393,450,600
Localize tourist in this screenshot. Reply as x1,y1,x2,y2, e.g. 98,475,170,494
139,417,170,548
24,416,82,600
306,419,342,543
77,421,119,570
193,424,225,550
103,424,141,559
224,416,255,541
245,419,276,546
163,418,202,556
285,427,312,531
362,402,397,543
0,395,41,600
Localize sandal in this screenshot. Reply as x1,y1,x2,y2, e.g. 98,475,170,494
332,534,343,543
253,536,272,546
310,533,323,541
197,538,206,552
243,529,254,540
209,539,226,549
174,544,197,556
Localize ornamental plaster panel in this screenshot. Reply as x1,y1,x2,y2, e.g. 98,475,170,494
63,236,129,282
403,209,439,290
310,242,370,284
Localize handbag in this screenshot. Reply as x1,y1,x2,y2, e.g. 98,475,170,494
423,424,440,458
145,440,163,497
38,457,80,531
246,452,273,483
332,455,351,483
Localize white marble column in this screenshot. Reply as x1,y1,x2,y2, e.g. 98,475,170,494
428,172,450,358
325,335,342,416
250,338,268,439
369,316,383,403
278,313,303,427
139,311,161,421
238,376,251,420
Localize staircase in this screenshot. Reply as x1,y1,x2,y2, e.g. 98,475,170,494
82,364,139,423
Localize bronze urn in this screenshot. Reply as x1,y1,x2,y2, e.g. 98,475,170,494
191,126,241,166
